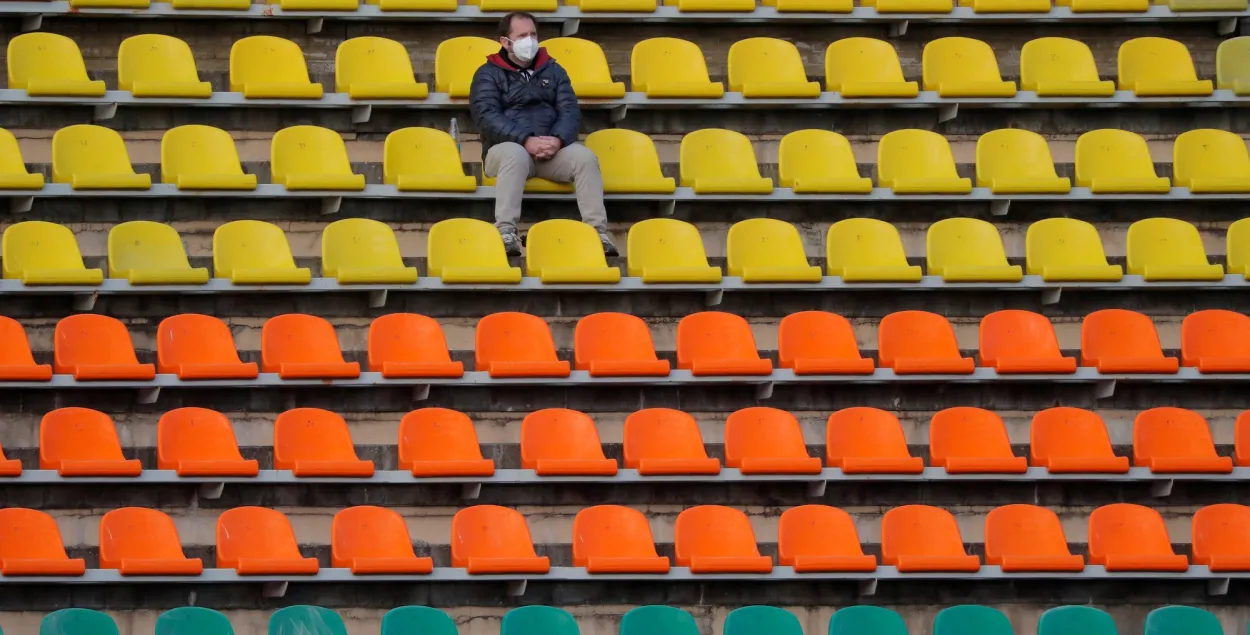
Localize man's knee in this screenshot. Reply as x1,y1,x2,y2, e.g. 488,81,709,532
489,142,531,174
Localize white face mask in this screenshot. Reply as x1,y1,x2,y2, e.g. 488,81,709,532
509,36,539,63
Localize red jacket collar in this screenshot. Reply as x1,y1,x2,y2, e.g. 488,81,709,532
487,46,552,71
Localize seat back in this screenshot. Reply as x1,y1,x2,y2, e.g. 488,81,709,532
620,606,699,635
825,38,908,90
451,505,540,565
476,312,560,369
108,220,195,278
331,505,417,566
676,311,763,369
157,314,247,373
1230,218,1250,276
979,310,1064,367
118,34,203,90
271,126,354,184
926,217,1011,276
369,313,456,372
976,129,1062,186
501,606,580,635
727,37,810,91
520,408,606,467
1173,129,1250,187
1036,606,1117,635
626,218,713,277
1020,37,1103,89
778,130,863,188
881,505,970,564
674,505,763,564
585,129,670,189
1126,217,1214,275
825,218,910,277
161,125,248,184
726,218,811,277
0,316,37,367
1088,503,1177,564
54,314,141,371
398,408,487,468
40,407,128,467
334,36,417,92
1030,407,1115,466
878,310,963,366
778,311,864,369
384,127,470,183
984,504,1075,565
273,408,362,467
268,606,347,635
724,407,811,466
1143,607,1223,635
1025,218,1112,275
40,609,120,635
1192,504,1250,565
1081,309,1165,365
1182,309,1250,366
1074,129,1160,186
262,314,348,370
434,37,497,95
631,37,712,91
0,128,35,178
1217,36,1250,91
929,407,1014,464
933,606,1013,635
52,124,138,183
724,607,803,635
878,129,961,186
1134,407,1221,464
826,407,913,467
213,220,299,277
1119,37,1201,89
572,505,661,565
156,607,235,635
623,408,710,468
157,407,248,469
427,218,512,278
542,37,617,87
322,218,407,278
99,507,192,566
229,36,312,91
680,129,764,186
777,505,868,565
525,219,612,277
923,37,1005,88
8,33,92,89
380,607,459,635
3,221,91,280
217,506,305,565
0,508,72,562
828,606,908,635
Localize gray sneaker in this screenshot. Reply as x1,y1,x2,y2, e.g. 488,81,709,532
599,231,619,257
500,229,521,257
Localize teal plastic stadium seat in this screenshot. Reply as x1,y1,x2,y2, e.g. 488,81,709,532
621,606,700,635
41,609,119,635
1037,606,1116,635
381,606,459,635
724,606,803,635
1143,606,1222,635
501,606,579,635
933,606,1013,635
269,606,348,635
829,606,908,635
157,607,235,635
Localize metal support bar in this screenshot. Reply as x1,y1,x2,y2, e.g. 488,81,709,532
10,196,33,214
412,384,431,402
368,289,388,308
320,196,343,215
660,199,676,216
1041,287,1062,306
937,103,958,124
461,482,482,500
306,17,323,33
806,480,827,497
561,18,580,35
754,382,774,400
609,104,628,123
858,579,879,596
1209,577,1231,596
990,199,1010,216
72,293,97,312
1151,479,1174,498
704,289,723,306
20,14,41,31
351,105,372,124
198,482,225,500
1094,379,1116,400
262,581,289,598
93,103,118,121
887,19,908,36
1218,15,1239,34
506,580,527,597
137,386,160,405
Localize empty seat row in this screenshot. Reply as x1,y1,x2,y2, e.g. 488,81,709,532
10,33,1237,101
6,501,1250,577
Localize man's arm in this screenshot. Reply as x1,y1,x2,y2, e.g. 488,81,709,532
469,66,532,146
548,66,581,149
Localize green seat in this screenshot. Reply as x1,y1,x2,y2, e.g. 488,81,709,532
1144,606,1222,635
1037,606,1116,635
41,609,119,635
829,606,908,635
157,607,235,635
269,606,347,635
381,607,459,635
502,606,579,635
621,606,699,635
724,606,803,635
933,606,1013,635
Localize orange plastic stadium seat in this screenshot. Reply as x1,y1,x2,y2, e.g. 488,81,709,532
623,408,720,475
273,408,375,477
724,407,823,474
53,314,156,380
1181,309,1250,373
451,505,551,574
674,506,773,573
1088,503,1189,571
979,310,1077,374
367,313,464,379
399,408,494,477
1029,407,1129,473
0,441,20,476
826,407,923,474
929,407,1027,473
40,408,142,476
98,507,204,575
1081,309,1179,373
157,407,260,477
572,505,671,574
983,504,1085,572
777,505,877,572
1133,407,1233,473
881,505,980,572
1192,504,1250,572
520,408,618,475
0,316,52,381
331,506,434,574
878,311,975,374
216,507,320,575
573,312,671,377
261,314,361,379
676,312,774,376
777,311,874,375
475,312,571,378
0,508,86,576
156,314,259,380
1239,411,1250,466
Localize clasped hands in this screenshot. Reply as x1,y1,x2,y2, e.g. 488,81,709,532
524,136,563,160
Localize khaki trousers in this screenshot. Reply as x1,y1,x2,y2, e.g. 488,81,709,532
483,142,608,232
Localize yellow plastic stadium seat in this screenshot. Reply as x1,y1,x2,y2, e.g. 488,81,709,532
826,218,923,282
661,0,754,10
542,38,626,99
584,129,677,193
631,38,726,98
1165,0,1244,10
1019,38,1116,97
364,0,456,10
213,220,312,285
863,0,951,11
975,129,1070,194
726,218,822,283
52,125,152,191
383,128,477,192
436,37,498,98
427,218,522,284
1074,129,1171,193
335,38,429,100
322,218,418,284
627,218,722,283
762,0,851,12
267,0,357,10
0,129,46,190
468,0,557,10
567,0,657,10
777,130,872,194
7,34,106,97
170,0,249,8
481,176,575,192
927,218,1023,282
1055,0,1147,11
877,130,972,194
1227,218,1250,277
956,0,1048,12
1025,218,1123,282
161,125,258,191
922,38,1017,98
1118,38,1213,96
69,0,148,8
229,37,325,100
271,126,367,191
117,35,212,99
728,38,821,98
1173,129,1250,193
1126,218,1225,281
1217,37,1250,95
680,129,773,194
525,219,622,284
108,221,210,285
824,38,919,98
2,221,104,285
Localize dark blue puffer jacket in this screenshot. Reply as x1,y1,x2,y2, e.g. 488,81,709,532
469,47,580,158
